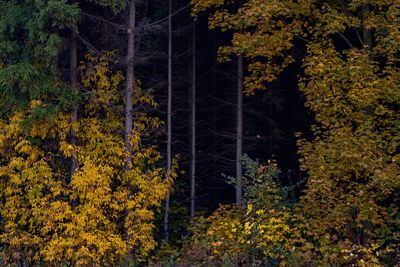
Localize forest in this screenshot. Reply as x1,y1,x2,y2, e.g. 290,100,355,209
0,0,399,266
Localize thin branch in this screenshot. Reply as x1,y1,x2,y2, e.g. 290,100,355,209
67,25,101,55
82,12,126,30
337,32,354,48
147,4,191,27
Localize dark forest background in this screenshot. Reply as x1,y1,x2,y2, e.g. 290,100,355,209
1,0,399,266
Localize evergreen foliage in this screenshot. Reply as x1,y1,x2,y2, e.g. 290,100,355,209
0,0,79,112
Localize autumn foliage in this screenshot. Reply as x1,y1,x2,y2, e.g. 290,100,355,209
163,0,400,265
1,0,399,266
0,53,172,266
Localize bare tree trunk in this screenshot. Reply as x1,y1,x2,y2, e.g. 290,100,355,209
189,22,196,218
164,0,172,242
70,31,78,176
124,2,136,258
236,55,243,206
362,4,372,48
211,38,217,197
125,0,136,168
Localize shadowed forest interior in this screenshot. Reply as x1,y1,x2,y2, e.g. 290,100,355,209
0,0,399,266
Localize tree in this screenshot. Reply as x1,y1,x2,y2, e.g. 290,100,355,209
0,52,172,266
164,0,174,242
192,0,400,264
0,0,80,114
125,0,136,168
236,54,243,205
69,32,79,176
176,156,293,266
0,1,174,264
189,21,197,218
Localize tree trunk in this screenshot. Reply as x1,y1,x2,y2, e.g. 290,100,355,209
211,37,217,206
164,0,172,242
189,22,196,218
362,4,372,49
236,55,243,206
125,0,136,168
70,31,78,177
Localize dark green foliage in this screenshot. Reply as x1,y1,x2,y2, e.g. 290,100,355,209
0,0,80,114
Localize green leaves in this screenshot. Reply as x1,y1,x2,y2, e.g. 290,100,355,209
0,1,80,115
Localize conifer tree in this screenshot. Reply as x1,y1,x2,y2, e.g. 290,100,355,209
0,0,80,113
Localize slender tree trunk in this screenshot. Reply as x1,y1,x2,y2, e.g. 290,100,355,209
211,37,217,204
236,55,243,206
164,0,172,242
189,22,196,218
125,0,136,168
124,2,136,258
362,4,372,48
70,31,78,176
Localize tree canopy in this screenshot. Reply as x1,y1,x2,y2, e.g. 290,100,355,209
0,0,399,266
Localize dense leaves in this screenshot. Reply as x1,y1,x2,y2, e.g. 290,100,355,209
0,53,172,266
0,0,80,112
173,158,294,266
1,0,399,266
184,0,400,265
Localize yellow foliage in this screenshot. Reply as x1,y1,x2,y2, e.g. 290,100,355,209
177,160,295,266
0,52,172,266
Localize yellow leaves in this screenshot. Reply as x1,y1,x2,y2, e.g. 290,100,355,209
193,0,306,94
183,201,293,264
59,140,74,157
244,221,252,236
44,229,128,267
111,70,124,86
339,242,383,267
1,52,172,265
316,62,324,72
14,140,33,155
255,209,264,216
269,209,275,214
81,52,124,118
191,0,226,17
188,2,398,265
247,203,253,213
29,99,43,109
71,161,112,202
179,157,301,265
299,37,400,249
